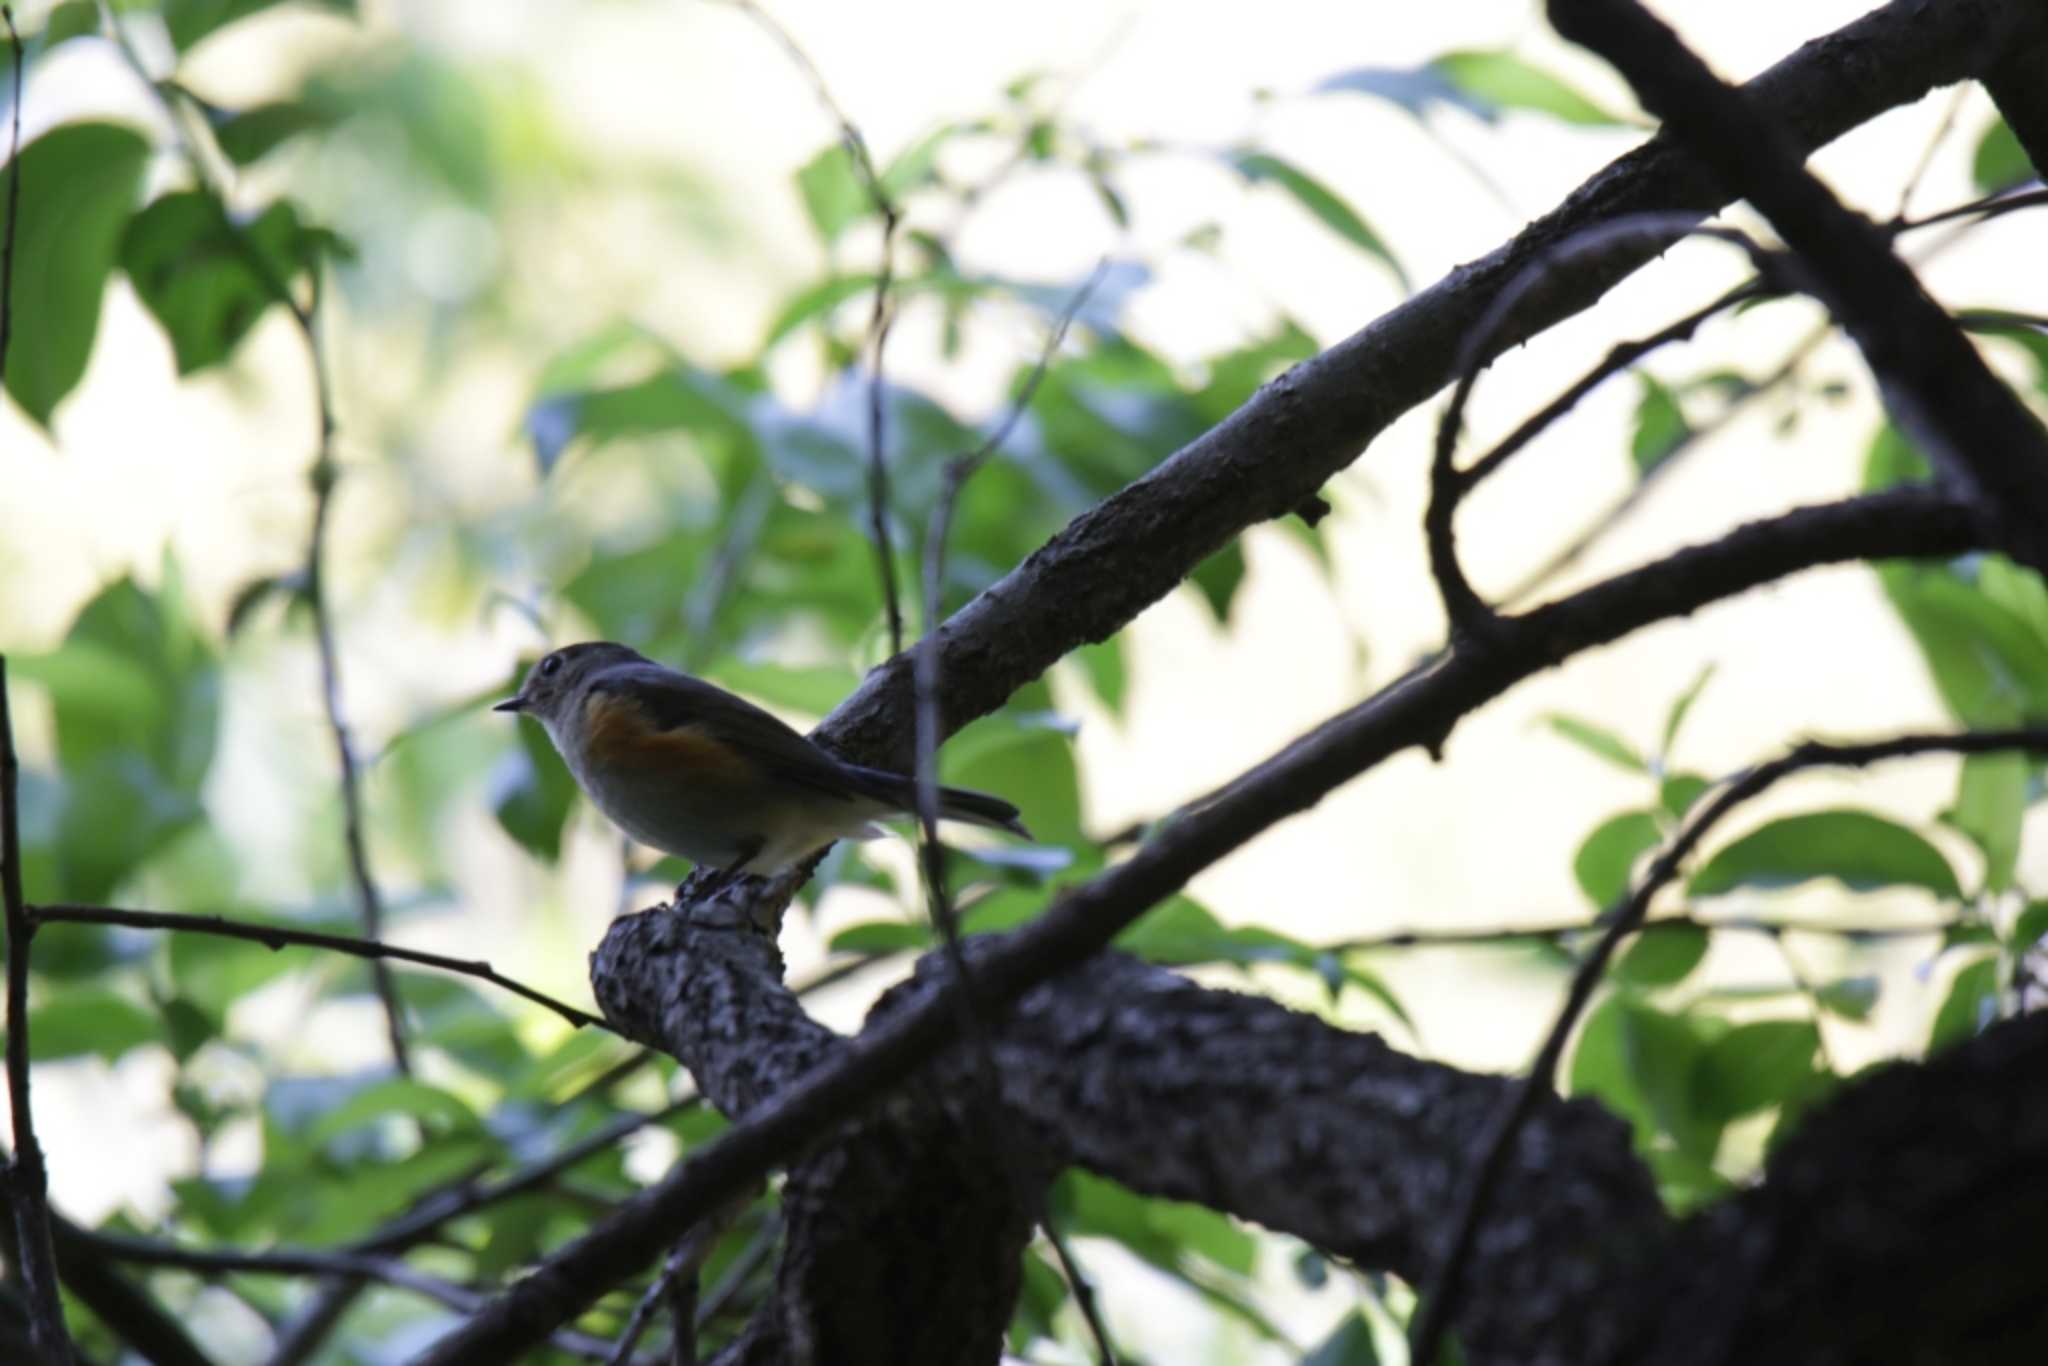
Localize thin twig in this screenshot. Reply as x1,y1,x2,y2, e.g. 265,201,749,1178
1423,214,1778,641
301,345,413,1073
1407,726,2048,1366
1893,184,2048,233
2,655,73,1359
910,262,1110,1361
714,0,907,653
1324,910,1969,956
3,33,60,1311
29,903,606,1030
73,1224,618,1361
1040,1217,1116,1365
99,0,412,1075
1457,279,1765,492
1895,83,1972,220
690,1211,779,1332
604,1193,752,1366
1496,316,1830,608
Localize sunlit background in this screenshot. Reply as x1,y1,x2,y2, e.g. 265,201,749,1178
3,0,2044,1360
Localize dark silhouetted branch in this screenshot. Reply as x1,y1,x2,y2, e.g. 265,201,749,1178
1550,0,2048,573
1409,726,2048,1364
31,904,604,1029
0,657,75,1366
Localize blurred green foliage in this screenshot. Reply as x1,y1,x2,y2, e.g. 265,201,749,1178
2,1,2043,1361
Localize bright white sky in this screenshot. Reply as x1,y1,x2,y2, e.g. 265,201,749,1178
4,1,2043,1360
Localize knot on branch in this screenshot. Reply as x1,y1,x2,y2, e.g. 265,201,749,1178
591,901,835,1117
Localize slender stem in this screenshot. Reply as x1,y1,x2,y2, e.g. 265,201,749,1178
712,0,906,652
30,904,605,1030
1423,215,1773,639
1407,726,2048,1365
73,1224,618,1361
1323,910,1967,955
2,655,74,1359
910,262,1110,1361
1040,1218,1117,1364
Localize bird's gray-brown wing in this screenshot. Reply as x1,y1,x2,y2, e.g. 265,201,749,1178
583,663,865,802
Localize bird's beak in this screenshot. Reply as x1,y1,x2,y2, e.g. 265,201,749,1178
492,697,527,713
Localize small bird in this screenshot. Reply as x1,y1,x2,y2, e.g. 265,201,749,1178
494,642,1029,878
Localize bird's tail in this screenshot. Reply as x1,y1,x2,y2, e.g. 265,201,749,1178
845,764,1031,839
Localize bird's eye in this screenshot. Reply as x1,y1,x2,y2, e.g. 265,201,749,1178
539,655,563,678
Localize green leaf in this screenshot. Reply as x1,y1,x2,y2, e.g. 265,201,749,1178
1304,1310,1381,1366
1943,752,2025,893
303,1077,483,1147
1008,1245,1070,1354
1569,996,1721,1161
1430,50,1626,127
210,100,338,165
1543,714,1647,773
3,123,150,426
1972,118,2033,194
828,920,931,955
2012,901,2048,954
1226,151,1406,287
1058,1171,1255,1277
26,990,160,1062
1689,810,1960,900
1660,664,1715,757
1188,542,1247,622
1930,954,1997,1050
762,273,883,349
1692,1020,1819,1123
162,0,357,52
490,721,577,861
1630,373,1691,477
1072,637,1126,713
37,1,101,49
1814,975,1879,1021
1573,810,1662,908
698,661,859,718
796,142,869,246
17,574,220,899
1660,773,1710,821
1615,922,1709,987
122,192,331,374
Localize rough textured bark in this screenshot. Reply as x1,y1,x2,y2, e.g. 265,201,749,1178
591,907,2048,1366
1983,38,2048,184
1629,1008,2048,1366
595,913,1664,1365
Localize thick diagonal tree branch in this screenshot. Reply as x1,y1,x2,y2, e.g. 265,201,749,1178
418,485,1984,1362
1549,0,2048,571
815,0,2048,771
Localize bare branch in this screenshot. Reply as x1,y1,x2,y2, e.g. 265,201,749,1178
71,1222,619,1361
1,654,74,1358
1408,726,2048,1365
713,0,907,653
1550,0,2048,573
815,0,2048,777
1424,216,1776,642
30,903,605,1030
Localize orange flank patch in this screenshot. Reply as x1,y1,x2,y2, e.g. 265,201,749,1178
582,693,753,779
